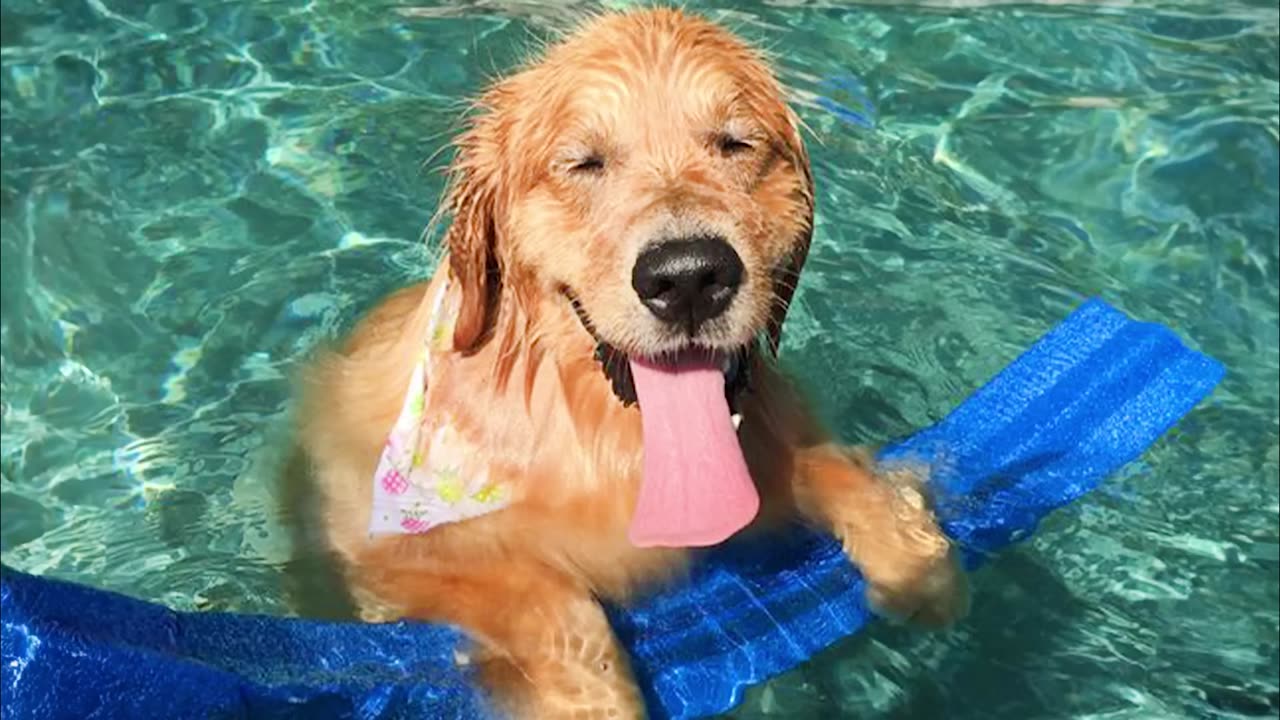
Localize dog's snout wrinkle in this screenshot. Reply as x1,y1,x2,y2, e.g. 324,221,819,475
631,236,743,335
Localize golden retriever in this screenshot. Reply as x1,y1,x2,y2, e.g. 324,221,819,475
292,8,967,718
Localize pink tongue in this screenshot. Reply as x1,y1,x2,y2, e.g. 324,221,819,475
627,356,759,548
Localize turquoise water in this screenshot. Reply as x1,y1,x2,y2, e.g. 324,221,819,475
2,0,1277,717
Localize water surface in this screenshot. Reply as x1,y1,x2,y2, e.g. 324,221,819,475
2,1,1277,717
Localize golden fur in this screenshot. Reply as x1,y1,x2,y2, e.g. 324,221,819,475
291,9,967,718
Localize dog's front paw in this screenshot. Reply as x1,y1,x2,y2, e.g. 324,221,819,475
864,545,969,629
847,465,970,629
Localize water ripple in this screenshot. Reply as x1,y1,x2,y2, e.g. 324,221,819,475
1,1,1276,718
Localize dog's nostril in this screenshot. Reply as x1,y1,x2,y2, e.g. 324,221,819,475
631,235,744,333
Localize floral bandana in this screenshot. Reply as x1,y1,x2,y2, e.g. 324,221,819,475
368,274,510,536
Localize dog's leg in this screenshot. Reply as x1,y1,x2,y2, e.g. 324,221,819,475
792,443,969,628
355,564,645,719
476,587,644,720
746,366,968,627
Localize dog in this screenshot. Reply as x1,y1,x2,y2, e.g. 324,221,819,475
292,8,968,718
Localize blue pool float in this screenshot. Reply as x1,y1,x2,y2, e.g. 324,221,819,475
1,298,1224,720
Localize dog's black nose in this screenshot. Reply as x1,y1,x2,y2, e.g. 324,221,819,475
632,236,744,333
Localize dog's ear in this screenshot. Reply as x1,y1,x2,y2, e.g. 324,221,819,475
443,114,505,353
766,109,814,356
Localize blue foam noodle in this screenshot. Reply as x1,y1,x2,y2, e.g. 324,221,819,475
1,298,1223,720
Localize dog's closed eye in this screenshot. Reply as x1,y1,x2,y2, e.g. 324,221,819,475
569,154,606,174
715,133,754,157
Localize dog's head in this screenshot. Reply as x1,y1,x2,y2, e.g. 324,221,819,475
441,8,813,407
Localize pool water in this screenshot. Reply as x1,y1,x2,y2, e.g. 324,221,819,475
2,0,1277,717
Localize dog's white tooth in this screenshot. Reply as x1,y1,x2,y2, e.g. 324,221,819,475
731,413,742,430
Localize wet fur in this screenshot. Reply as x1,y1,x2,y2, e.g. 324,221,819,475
291,9,967,718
